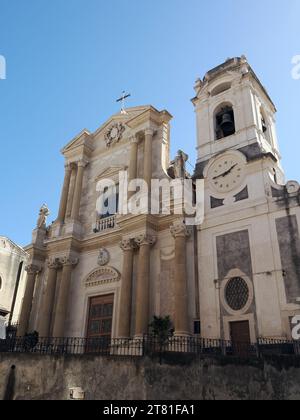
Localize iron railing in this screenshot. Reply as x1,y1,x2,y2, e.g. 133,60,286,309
4,324,19,340
1,335,300,359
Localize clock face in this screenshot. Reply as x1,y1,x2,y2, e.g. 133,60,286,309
207,154,245,194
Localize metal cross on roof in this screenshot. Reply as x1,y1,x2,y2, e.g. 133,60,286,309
116,91,131,114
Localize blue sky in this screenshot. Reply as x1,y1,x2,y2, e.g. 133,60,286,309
0,0,299,246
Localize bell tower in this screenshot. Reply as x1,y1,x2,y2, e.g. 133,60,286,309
192,56,284,183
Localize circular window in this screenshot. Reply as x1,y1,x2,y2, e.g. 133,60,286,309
225,277,250,311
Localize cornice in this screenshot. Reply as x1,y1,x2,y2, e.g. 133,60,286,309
126,108,172,130
0,236,28,257
39,214,187,256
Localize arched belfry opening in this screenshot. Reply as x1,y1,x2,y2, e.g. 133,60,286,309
260,107,272,145
215,104,236,140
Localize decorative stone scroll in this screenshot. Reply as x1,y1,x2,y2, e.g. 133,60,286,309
85,267,120,288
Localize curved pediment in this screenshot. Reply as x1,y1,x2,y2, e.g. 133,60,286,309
84,266,120,288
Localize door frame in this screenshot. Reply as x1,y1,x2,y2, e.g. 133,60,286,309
86,294,115,341
223,313,256,343
82,288,120,339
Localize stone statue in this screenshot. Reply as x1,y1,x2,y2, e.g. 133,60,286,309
171,150,189,179
37,204,50,229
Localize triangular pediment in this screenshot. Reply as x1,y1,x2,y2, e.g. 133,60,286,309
95,166,127,182
61,129,92,154
0,236,28,256
93,105,154,137
61,105,172,154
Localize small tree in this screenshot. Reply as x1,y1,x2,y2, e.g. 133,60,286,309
149,316,174,362
149,316,174,340
23,331,39,351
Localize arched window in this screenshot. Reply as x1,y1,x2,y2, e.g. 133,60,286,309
211,82,232,97
260,108,271,144
215,104,236,140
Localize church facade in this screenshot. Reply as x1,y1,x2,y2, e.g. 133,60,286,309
18,57,300,345
0,236,28,323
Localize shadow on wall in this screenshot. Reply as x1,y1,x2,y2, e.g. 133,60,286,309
3,365,16,401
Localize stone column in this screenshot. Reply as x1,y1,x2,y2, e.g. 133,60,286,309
18,265,41,337
171,221,191,336
57,163,72,223
143,129,154,189
52,257,78,338
117,239,135,338
134,234,156,338
38,259,61,337
65,165,77,218
129,136,139,182
71,161,87,221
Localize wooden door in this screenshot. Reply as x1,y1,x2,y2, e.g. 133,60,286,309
230,321,251,357
86,295,114,352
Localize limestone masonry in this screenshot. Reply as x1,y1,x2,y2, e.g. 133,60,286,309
9,57,300,344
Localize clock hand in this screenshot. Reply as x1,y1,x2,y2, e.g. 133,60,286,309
213,164,238,180
222,163,238,177
213,172,226,180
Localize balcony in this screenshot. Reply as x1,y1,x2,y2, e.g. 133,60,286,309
94,215,117,233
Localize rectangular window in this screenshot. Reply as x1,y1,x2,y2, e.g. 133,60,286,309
194,320,201,335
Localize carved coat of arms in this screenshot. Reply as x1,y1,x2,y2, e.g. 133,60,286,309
104,123,126,148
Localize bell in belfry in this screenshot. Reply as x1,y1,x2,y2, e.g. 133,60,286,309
220,112,235,136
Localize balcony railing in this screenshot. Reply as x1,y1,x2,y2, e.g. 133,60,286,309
1,335,300,359
94,215,117,233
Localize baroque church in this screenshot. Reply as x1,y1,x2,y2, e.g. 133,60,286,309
17,57,300,345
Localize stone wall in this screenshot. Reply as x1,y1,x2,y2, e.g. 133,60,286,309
1,353,300,400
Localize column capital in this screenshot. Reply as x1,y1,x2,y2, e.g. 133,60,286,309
170,221,191,239
70,158,89,168
25,264,42,275
77,159,89,168
144,128,155,137
47,258,62,270
135,234,156,247
60,256,79,267
130,135,140,145
64,162,72,170
65,161,77,170
120,238,136,252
